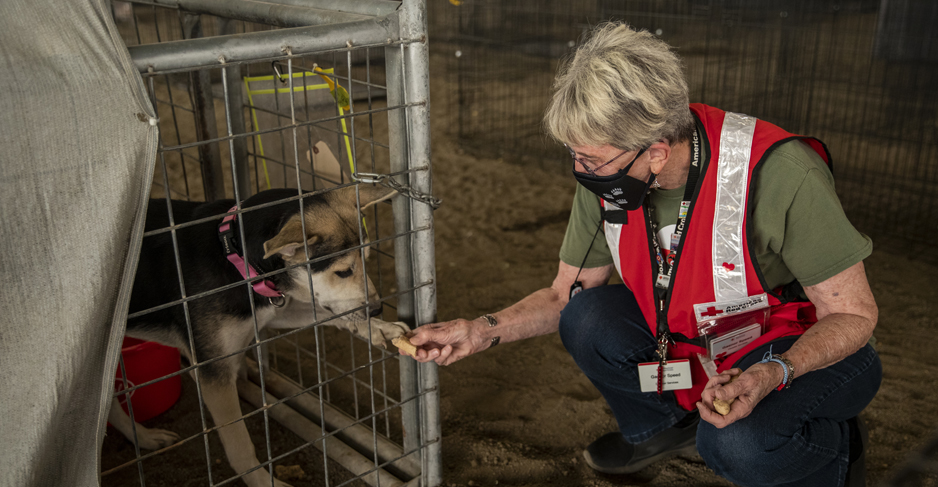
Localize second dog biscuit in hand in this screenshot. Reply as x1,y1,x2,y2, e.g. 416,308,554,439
393,336,418,358
714,374,739,416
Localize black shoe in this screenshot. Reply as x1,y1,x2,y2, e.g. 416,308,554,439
583,413,700,474
843,416,868,487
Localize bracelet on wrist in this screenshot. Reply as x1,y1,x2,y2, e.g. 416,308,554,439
481,314,500,348
776,354,795,390
759,348,795,391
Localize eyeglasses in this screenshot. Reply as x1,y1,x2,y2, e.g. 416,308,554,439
563,144,628,176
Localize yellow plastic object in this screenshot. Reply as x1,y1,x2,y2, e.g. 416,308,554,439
313,66,351,112
243,68,355,189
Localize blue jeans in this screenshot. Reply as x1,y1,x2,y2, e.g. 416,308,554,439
559,284,882,487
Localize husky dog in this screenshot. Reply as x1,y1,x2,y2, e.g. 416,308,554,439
108,185,409,487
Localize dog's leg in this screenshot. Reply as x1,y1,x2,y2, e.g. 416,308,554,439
265,299,410,347
200,378,291,487
107,397,181,450
338,318,411,347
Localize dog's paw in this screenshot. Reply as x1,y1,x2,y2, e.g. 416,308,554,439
135,426,181,450
386,321,411,338
348,319,411,348
370,320,411,347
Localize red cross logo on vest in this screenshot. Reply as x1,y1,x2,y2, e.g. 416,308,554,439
700,306,723,318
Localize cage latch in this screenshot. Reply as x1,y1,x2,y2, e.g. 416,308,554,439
353,172,443,210
353,172,384,184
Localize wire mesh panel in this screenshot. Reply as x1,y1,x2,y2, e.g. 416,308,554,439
101,1,440,486
429,0,938,251
429,1,583,169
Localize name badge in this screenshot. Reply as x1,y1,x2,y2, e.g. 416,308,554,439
679,201,690,219
670,232,681,252
638,360,693,392
708,322,762,361
655,273,671,289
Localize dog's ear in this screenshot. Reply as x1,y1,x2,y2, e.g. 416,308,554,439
352,185,398,210
263,218,321,260
343,184,398,211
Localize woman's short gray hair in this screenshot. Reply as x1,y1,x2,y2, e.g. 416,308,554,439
544,22,695,150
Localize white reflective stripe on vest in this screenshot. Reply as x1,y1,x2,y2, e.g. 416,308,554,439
712,112,757,302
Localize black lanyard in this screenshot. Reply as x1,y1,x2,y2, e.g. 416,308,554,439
569,129,701,332
646,129,701,389
569,222,604,299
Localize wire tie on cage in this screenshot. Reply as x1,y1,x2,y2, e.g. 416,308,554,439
136,113,159,126
271,62,287,85
353,172,442,210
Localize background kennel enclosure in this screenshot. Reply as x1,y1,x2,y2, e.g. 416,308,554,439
102,0,441,485
430,0,938,256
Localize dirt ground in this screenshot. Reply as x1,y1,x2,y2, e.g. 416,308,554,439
100,48,938,487
423,126,938,487
411,46,938,486
424,146,938,487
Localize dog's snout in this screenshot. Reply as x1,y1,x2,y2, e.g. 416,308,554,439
369,303,384,318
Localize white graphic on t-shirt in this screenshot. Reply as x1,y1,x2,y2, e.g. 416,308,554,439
657,224,676,258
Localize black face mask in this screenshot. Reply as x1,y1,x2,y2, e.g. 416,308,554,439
572,147,652,211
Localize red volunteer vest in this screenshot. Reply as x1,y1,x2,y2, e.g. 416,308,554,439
604,104,831,411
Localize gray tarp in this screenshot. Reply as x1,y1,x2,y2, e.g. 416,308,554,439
0,0,157,485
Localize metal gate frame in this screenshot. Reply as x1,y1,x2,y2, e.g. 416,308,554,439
121,0,441,485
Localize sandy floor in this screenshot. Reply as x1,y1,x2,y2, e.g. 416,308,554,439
425,132,938,487
382,49,938,485
101,48,938,487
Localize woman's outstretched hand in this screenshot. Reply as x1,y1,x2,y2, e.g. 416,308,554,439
402,318,491,366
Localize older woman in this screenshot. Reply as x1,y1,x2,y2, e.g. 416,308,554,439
405,22,881,487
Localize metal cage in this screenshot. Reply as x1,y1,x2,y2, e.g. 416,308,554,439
101,1,440,486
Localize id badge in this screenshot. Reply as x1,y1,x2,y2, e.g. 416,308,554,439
695,295,770,362
638,360,693,392
708,322,762,360
670,232,681,252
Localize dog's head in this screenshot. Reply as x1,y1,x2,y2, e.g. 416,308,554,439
260,185,396,319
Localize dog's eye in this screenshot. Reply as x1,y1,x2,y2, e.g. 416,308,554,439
335,268,354,278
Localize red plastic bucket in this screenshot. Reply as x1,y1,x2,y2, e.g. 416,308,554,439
113,337,182,422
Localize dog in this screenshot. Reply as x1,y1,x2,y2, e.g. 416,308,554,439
107,185,410,487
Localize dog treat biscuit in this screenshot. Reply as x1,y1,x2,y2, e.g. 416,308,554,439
713,375,738,416
713,397,734,416
392,336,418,358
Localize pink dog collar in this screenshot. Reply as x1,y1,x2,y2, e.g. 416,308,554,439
218,206,283,299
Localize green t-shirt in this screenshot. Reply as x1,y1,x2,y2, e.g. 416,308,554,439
559,137,872,290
